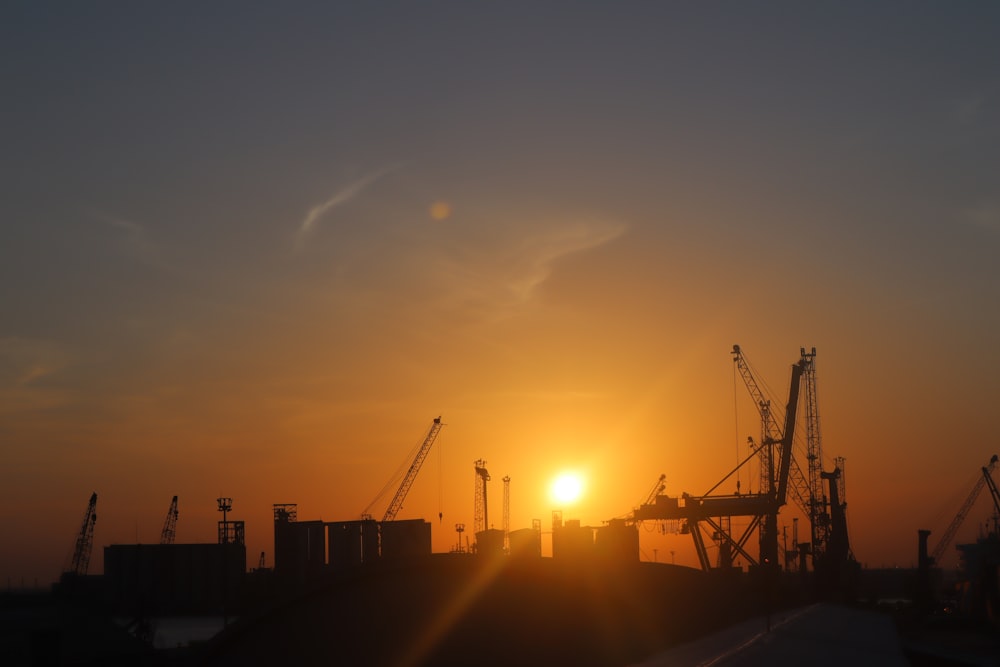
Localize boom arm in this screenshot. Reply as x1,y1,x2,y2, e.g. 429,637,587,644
732,345,780,439
160,495,179,544
776,361,805,505
643,474,667,507
382,417,444,522
69,492,98,576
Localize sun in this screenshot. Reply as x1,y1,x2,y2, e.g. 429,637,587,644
550,472,585,505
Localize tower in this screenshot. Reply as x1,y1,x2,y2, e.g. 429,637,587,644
473,460,490,535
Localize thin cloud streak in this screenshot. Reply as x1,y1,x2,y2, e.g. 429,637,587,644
294,165,400,248
507,220,627,301
419,219,628,326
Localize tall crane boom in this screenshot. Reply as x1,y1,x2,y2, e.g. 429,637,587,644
69,492,98,576
732,346,812,516
160,495,179,544
382,417,444,522
931,454,999,564
776,361,804,507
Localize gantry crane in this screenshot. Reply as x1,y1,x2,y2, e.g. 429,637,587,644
67,492,98,577
929,455,1000,565
361,417,444,523
160,495,179,544
635,353,805,571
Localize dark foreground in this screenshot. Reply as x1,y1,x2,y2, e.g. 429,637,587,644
638,603,909,666
202,555,795,666
7,556,922,666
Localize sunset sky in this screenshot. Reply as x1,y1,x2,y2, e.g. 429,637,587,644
4,3,1000,585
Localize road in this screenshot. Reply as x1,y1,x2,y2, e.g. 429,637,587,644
633,603,909,667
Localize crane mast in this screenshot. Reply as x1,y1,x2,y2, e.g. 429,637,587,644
473,460,490,535
799,347,832,564
68,492,98,576
382,417,444,523
160,495,179,545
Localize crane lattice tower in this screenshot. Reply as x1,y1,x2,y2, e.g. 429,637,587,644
474,460,490,535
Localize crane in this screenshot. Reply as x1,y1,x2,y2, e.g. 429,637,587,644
635,352,805,571
160,495,179,544
68,492,98,576
930,454,999,565
362,417,445,523
473,460,490,535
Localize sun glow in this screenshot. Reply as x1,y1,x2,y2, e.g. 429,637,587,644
550,472,585,505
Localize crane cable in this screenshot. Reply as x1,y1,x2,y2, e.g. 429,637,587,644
733,359,741,494
438,428,443,524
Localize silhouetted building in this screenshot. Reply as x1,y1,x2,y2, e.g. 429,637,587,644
273,504,326,582
594,519,639,562
508,527,542,559
552,519,594,560
328,519,380,569
381,519,432,560
474,528,504,557
103,543,246,614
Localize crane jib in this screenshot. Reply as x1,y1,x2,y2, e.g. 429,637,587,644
382,417,444,523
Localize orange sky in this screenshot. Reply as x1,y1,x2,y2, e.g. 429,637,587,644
3,3,1000,585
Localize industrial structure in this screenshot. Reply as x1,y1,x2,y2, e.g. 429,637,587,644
633,346,855,589
473,459,490,535
914,458,1000,620
159,495,178,545
66,492,98,578
104,542,247,615
102,496,247,615
923,454,1000,567
263,418,445,579
45,369,875,655
361,417,444,523
473,459,505,554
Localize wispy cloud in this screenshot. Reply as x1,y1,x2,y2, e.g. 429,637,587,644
0,337,75,415
0,337,71,386
506,220,627,301
92,210,149,246
294,165,400,248
424,218,628,322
